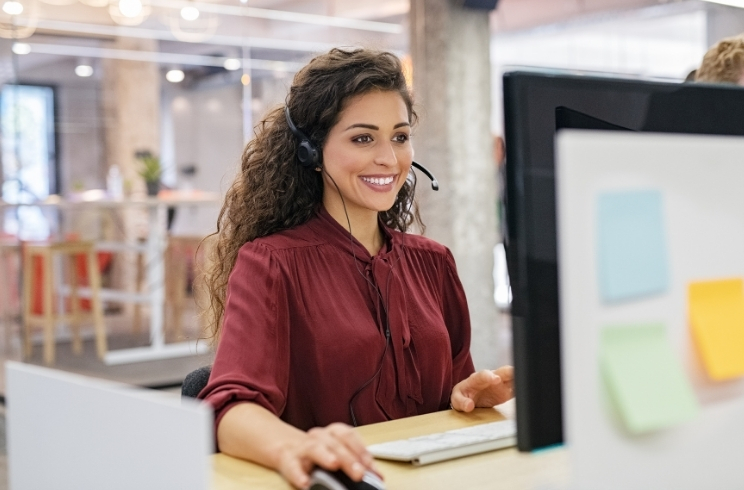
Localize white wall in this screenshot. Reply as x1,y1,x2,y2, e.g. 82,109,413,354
164,81,244,237
490,3,714,135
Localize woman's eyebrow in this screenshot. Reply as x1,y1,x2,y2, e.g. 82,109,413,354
344,122,411,131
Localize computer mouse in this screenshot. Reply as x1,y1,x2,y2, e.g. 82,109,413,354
308,468,386,490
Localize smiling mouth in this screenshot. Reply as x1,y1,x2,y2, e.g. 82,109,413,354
361,176,396,186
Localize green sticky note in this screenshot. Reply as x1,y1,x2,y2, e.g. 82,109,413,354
600,324,698,434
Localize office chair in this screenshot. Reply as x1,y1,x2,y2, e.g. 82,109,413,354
182,365,212,398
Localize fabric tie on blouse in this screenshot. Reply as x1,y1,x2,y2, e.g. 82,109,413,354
370,253,423,418
313,208,424,419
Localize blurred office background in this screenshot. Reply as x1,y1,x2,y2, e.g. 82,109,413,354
0,0,743,485
2,0,743,380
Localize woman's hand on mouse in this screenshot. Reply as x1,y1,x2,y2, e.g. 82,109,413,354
276,422,380,489
450,366,514,412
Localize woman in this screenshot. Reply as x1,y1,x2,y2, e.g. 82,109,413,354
199,47,514,489
695,34,744,85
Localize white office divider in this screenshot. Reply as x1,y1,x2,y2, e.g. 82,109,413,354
557,131,744,490
6,362,213,490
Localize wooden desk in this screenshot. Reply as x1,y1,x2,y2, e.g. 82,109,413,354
211,406,569,490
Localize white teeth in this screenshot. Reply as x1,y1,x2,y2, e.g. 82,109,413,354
362,176,394,185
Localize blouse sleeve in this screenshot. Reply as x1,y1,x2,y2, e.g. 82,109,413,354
198,242,290,435
442,248,476,384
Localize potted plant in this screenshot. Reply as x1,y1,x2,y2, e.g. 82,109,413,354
135,150,162,197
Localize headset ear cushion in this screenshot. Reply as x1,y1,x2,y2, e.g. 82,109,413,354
297,142,310,166
298,140,319,168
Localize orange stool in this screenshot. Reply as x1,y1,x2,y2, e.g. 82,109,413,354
22,241,107,365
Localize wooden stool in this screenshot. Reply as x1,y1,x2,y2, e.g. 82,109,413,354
165,236,207,340
0,239,21,347
22,241,107,365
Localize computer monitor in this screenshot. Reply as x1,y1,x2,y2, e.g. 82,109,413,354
6,362,214,490
502,70,744,451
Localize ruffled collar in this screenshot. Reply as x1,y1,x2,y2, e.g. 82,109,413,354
309,205,400,262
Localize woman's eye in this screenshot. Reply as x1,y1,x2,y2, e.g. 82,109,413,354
352,135,373,144
394,133,410,143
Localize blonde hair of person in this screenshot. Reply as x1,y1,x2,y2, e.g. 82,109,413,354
696,35,744,84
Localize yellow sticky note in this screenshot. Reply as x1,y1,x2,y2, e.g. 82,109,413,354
688,278,744,381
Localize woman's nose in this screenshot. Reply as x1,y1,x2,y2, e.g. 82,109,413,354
374,142,397,166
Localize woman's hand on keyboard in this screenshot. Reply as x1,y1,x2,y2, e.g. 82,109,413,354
450,366,514,412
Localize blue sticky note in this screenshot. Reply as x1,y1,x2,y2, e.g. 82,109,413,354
597,190,668,302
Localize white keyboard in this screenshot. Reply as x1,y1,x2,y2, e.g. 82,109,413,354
367,419,517,466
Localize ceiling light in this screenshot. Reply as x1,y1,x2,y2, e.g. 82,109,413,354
2,1,23,15
118,0,143,18
180,5,199,20
166,69,184,83
12,43,31,55
223,58,241,71
271,63,287,79
240,74,251,85
168,6,217,43
75,64,93,77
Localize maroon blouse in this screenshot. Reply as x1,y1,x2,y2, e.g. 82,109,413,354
199,207,475,438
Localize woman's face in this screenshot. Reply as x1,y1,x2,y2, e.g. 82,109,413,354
321,90,413,218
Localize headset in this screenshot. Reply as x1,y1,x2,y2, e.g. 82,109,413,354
284,106,321,169
284,106,439,191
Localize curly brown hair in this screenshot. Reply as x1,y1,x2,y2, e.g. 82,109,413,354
203,47,422,344
696,35,744,84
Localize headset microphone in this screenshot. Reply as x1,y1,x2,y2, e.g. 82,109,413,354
412,161,439,191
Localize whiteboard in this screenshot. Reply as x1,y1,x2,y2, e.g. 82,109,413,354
556,130,744,490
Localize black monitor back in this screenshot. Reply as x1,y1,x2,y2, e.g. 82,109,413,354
503,71,744,451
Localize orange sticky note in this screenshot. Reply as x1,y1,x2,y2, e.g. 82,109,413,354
688,278,744,381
